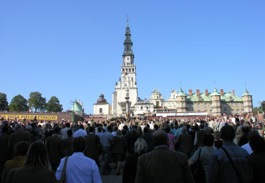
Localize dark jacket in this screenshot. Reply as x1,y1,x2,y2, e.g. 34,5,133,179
135,146,194,183
111,135,126,154
6,167,56,183
45,134,64,171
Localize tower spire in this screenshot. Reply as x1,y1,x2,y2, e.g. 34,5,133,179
126,15,129,27
123,18,134,58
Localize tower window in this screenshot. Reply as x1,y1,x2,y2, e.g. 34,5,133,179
127,58,129,60
132,68,134,72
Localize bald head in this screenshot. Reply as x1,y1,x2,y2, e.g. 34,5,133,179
152,129,168,147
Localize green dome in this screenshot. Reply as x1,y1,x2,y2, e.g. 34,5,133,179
242,89,251,96
72,101,83,112
210,88,220,96
178,88,186,96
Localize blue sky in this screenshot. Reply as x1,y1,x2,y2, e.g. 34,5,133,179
1,0,264,114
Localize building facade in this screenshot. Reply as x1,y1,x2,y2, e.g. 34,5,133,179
93,94,110,115
149,88,253,116
94,22,253,117
112,23,138,116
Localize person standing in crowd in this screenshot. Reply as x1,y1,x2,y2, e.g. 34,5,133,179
45,126,64,172
208,125,252,183
241,130,260,155
141,127,154,152
164,125,176,151
135,129,194,183
6,141,56,183
125,125,139,154
61,122,71,140
7,124,32,160
100,125,113,175
248,134,265,183
56,136,102,183
203,122,213,134
73,124,87,137
176,126,193,157
85,126,102,167
62,129,74,157
2,141,29,183
0,125,9,183
111,130,126,175
122,138,147,183
189,134,215,183
193,123,206,151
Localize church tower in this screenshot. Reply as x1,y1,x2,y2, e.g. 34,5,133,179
242,89,253,114
112,21,138,116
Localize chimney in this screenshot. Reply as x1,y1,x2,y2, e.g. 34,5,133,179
232,90,235,95
189,89,192,96
205,89,209,96
196,89,200,96
220,89,224,96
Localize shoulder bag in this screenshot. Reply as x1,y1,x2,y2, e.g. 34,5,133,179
58,156,69,183
191,148,205,183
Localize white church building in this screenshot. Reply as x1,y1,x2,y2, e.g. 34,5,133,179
93,22,253,117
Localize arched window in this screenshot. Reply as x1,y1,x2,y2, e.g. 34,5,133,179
99,108,103,114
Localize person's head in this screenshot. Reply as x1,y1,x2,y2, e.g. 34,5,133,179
242,126,250,134
72,136,87,152
182,126,187,134
143,127,149,134
164,126,170,133
113,126,118,132
116,130,122,136
1,125,8,133
14,141,30,156
65,122,70,128
97,126,102,132
249,134,265,153
67,129,73,137
107,125,112,132
152,129,168,147
203,134,214,146
220,125,235,141
24,141,50,169
247,130,259,141
153,124,159,130
88,126,95,133
134,138,147,154
53,126,61,134
199,123,204,129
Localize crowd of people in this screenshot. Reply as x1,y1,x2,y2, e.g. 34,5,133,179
0,113,264,183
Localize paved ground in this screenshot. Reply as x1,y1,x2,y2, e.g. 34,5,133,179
99,160,125,183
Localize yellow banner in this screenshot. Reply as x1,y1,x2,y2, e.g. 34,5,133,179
1,114,58,121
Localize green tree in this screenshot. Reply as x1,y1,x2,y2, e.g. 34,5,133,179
28,91,46,112
261,101,265,111
253,107,262,115
46,96,63,112
0,92,9,111
9,95,29,112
